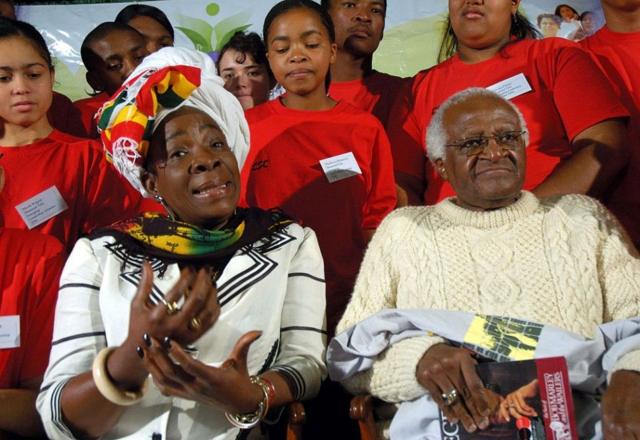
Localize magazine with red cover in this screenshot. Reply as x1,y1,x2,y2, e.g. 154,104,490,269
438,357,577,439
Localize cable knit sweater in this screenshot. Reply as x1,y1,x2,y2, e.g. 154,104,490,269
336,191,640,403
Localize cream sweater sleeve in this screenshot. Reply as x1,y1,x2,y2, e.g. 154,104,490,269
336,209,443,402
585,198,640,376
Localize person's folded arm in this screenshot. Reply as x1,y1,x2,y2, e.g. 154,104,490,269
533,118,628,198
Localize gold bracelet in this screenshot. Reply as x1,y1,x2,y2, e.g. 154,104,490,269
92,346,148,406
224,375,270,429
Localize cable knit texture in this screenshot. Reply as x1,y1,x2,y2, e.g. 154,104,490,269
336,191,640,402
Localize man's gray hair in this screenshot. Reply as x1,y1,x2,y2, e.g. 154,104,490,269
426,87,529,164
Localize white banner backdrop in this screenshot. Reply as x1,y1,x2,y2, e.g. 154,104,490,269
17,0,604,100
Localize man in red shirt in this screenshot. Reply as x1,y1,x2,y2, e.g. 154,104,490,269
581,0,640,246
322,0,405,124
322,0,408,204
0,166,65,438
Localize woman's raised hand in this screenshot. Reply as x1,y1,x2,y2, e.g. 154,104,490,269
140,331,264,414
129,261,220,346
416,344,492,433
107,262,220,389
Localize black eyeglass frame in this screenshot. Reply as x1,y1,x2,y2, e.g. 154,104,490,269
445,130,527,157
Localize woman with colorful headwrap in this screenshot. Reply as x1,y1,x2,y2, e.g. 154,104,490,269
37,47,327,440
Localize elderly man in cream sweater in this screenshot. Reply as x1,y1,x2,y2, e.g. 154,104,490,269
335,87,640,439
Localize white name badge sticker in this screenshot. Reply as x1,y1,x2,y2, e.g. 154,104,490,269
487,73,532,101
0,315,20,349
319,152,363,183
15,186,68,230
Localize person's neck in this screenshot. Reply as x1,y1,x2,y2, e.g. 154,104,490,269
457,37,510,64
331,50,373,82
281,88,337,111
603,5,640,33
0,118,53,147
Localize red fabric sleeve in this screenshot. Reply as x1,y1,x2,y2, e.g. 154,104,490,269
362,124,397,230
543,45,629,141
386,74,427,198
18,236,65,383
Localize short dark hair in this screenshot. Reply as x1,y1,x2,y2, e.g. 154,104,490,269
437,11,541,63
554,4,579,18
115,4,174,40
537,13,562,27
319,0,387,11
80,21,142,71
263,0,335,44
217,31,273,80
0,16,52,69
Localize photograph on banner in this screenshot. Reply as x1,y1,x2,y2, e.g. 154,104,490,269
18,0,603,101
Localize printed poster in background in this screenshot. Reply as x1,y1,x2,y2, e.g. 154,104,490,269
18,0,604,101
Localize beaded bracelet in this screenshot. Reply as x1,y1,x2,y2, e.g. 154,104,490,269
92,346,148,406
224,375,272,429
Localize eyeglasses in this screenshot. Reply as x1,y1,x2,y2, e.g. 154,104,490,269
445,130,526,157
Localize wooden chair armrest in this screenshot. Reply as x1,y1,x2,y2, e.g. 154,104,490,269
286,401,306,440
350,395,378,440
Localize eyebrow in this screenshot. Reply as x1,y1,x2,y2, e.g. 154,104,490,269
221,64,261,72
165,123,220,142
270,29,322,44
0,62,47,70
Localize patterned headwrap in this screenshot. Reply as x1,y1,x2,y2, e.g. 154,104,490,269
96,47,250,197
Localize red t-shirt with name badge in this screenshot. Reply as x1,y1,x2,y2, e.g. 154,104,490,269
243,98,396,333
0,130,142,253
388,38,628,204
0,228,65,388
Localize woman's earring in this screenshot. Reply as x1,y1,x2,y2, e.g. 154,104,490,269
154,193,176,220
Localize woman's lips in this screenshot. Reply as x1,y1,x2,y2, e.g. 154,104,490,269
192,181,233,199
287,69,312,79
12,101,36,112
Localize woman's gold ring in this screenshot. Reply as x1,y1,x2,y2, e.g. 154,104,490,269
441,388,458,407
161,298,180,316
189,316,201,331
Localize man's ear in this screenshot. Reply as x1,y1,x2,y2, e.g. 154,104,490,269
141,169,158,197
435,159,448,181
329,43,338,64
86,70,103,94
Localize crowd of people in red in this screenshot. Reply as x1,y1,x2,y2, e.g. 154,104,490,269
0,0,639,438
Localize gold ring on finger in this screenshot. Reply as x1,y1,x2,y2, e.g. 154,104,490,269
188,316,201,331
161,298,180,316
441,388,458,407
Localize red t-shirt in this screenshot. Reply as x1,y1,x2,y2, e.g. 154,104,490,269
0,228,65,388
48,92,88,138
73,92,109,139
388,38,628,204
328,71,407,126
581,27,640,245
0,130,142,253
244,99,397,332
